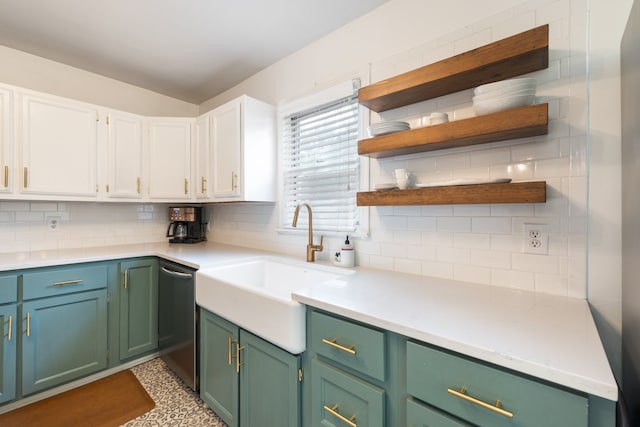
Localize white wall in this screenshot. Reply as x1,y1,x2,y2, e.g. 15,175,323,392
587,0,634,382
204,0,590,295
0,45,198,117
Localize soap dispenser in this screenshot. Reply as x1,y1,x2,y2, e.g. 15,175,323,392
334,235,355,267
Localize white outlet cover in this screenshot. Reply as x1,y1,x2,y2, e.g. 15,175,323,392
45,214,62,232
522,223,549,255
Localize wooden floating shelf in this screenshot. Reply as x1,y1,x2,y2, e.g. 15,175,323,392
359,24,549,112
359,103,548,158
357,181,547,206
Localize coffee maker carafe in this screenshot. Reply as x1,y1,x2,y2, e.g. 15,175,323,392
167,206,206,243
167,221,188,240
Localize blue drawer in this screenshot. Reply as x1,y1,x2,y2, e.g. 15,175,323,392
0,274,17,304
406,341,588,427
22,263,108,300
309,310,386,381
311,358,385,427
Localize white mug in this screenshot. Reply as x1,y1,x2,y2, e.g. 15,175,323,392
394,169,409,180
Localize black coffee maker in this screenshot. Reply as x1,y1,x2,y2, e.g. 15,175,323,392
166,206,207,243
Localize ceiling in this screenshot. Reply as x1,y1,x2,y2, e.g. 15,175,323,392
0,0,388,104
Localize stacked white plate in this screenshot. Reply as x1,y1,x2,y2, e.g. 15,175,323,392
368,121,410,137
473,78,536,116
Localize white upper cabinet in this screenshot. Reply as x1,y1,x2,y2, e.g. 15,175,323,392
19,92,98,198
0,86,14,195
105,111,144,199
194,114,211,200
147,118,193,200
211,95,275,202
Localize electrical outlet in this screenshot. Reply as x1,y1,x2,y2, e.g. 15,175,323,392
522,223,548,255
46,215,62,232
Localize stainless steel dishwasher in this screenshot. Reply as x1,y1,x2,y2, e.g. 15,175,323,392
158,260,197,390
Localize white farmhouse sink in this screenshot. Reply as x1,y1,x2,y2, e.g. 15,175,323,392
195,256,354,354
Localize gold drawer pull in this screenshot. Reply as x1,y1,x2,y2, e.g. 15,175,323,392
236,343,245,373
52,279,84,287
323,404,357,427
3,165,7,188
447,387,513,418
26,312,30,337
6,315,12,341
322,338,356,355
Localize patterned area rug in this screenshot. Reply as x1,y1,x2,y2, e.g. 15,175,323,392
124,358,227,427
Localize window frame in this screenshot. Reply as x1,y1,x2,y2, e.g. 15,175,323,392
277,79,369,238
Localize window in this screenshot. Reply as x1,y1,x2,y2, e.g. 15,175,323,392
282,82,361,233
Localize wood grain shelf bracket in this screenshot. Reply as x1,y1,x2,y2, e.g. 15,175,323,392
358,24,549,112
356,181,547,206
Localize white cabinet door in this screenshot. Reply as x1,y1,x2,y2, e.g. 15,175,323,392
194,114,211,200
106,111,144,199
148,118,192,200
20,93,98,198
211,99,242,200
210,95,276,202
0,86,13,194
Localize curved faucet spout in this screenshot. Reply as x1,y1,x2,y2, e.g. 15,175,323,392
292,202,323,262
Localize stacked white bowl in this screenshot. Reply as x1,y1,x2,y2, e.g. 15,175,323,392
472,78,536,116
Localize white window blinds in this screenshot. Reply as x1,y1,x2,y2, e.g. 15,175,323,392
282,90,360,233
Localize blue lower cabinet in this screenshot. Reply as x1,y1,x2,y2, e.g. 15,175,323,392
21,289,108,396
200,310,239,427
119,259,158,361
407,398,473,427
200,309,301,427
0,303,17,405
311,358,385,427
240,330,300,427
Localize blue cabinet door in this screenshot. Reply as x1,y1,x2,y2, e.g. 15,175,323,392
200,309,239,427
240,330,300,427
0,303,17,405
21,289,107,396
119,259,158,361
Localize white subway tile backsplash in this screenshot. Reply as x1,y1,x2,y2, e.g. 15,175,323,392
16,212,44,222
437,217,471,233
454,233,491,250
420,261,453,279
472,217,513,234
454,264,491,285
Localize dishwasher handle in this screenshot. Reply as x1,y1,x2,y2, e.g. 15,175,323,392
160,266,194,279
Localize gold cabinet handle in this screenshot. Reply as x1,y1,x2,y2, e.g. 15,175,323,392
236,343,244,373
231,172,237,191
123,270,128,289
23,167,28,188
323,404,357,427
3,165,7,188
228,336,234,365
136,177,141,194
201,176,207,194
322,337,356,355
52,279,84,287
447,387,513,418
26,312,30,337
6,315,12,341
184,178,189,195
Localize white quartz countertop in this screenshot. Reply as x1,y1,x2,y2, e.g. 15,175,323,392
0,242,618,401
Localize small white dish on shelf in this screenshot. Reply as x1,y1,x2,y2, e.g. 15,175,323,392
368,121,410,137
374,183,398,190
415,178,512,187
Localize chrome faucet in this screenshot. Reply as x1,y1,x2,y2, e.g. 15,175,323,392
292,202,324,262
